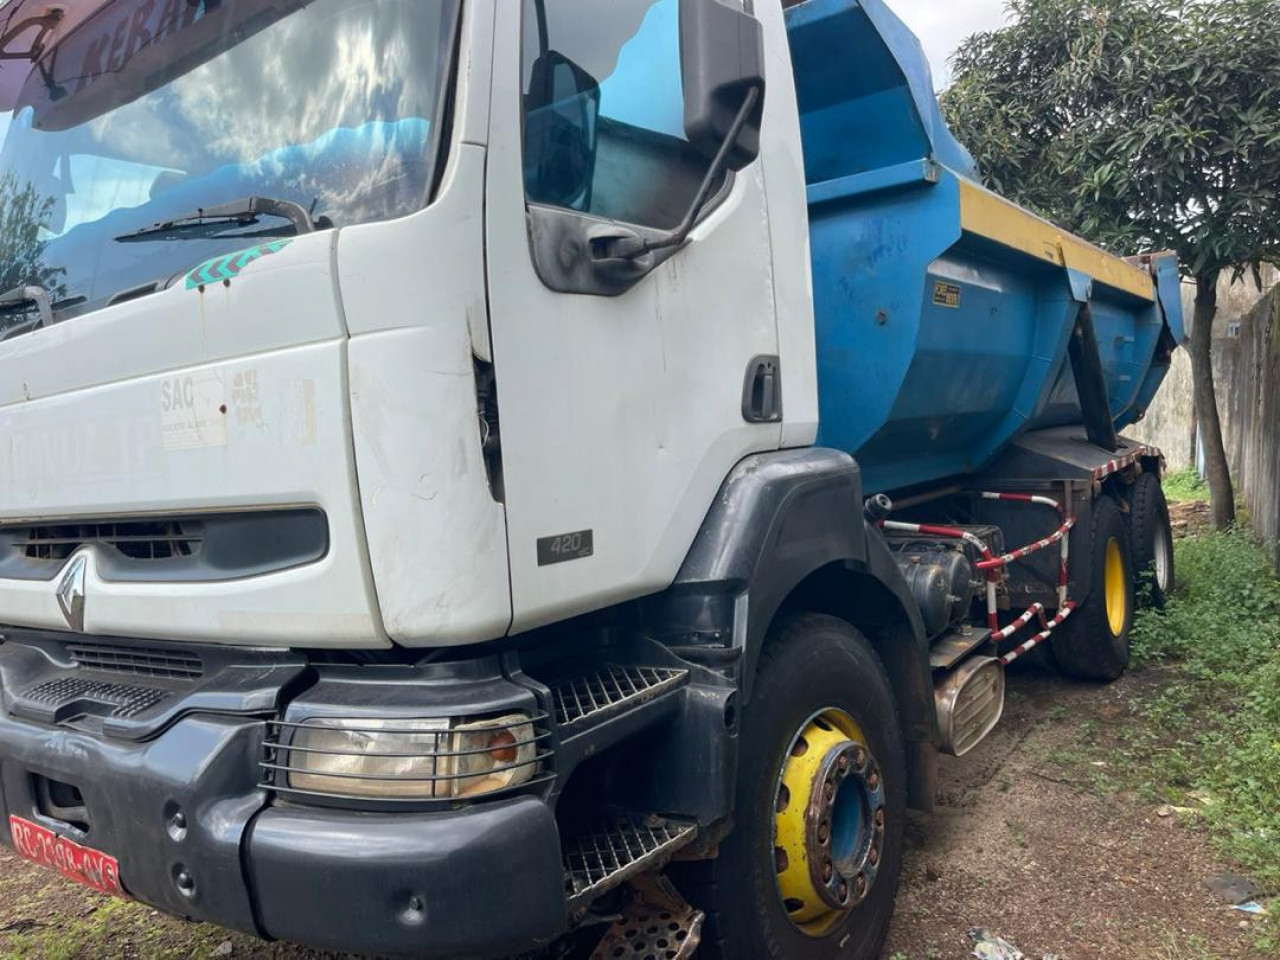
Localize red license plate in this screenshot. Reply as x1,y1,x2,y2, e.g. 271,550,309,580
8,815,126,898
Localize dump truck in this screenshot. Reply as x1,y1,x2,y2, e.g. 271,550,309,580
0,0,1184,957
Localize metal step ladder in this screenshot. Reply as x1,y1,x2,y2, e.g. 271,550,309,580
550,665,690,734
563,813,699,912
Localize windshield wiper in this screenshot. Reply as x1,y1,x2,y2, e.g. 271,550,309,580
114,196,326,243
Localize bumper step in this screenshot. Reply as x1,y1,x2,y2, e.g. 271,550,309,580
552,665,689,732
564,814,698,911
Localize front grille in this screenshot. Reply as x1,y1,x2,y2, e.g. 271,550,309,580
21,677,170,719
0,509,328,584
17,520,201,562
67,642,204,681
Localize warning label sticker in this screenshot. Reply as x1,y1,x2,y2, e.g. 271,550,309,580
933,281,963,309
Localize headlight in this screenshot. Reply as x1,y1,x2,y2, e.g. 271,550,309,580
286,713,540,800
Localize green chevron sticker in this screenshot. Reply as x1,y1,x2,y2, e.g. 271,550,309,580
186,239,293,289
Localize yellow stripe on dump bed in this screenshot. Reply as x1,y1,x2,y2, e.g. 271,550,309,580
958,181,1155,302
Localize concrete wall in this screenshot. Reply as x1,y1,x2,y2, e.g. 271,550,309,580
1129,265,1278,467
1217,286,1280,551
1128,268,1280,550
1210,264,1280,336
1128,348,1195,469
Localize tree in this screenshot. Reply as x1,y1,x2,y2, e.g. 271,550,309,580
0,170,65,337
942,0,1280,530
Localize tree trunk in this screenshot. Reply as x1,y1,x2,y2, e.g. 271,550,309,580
1189,271,1236,530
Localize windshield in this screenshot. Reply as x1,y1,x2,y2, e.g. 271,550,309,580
0,0,458,330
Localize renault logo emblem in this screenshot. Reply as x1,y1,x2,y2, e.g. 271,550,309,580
56,555,88,633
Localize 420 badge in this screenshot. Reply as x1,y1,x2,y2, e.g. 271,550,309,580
537,529,594,566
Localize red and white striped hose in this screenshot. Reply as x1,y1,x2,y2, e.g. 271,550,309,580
990,602,1046,643
884,491,1077,666
979,492,1074,609
998,602,1077,666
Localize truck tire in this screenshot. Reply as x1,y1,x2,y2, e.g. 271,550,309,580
1052,495,1134,682
1127,472,1174,608
683,613,906,959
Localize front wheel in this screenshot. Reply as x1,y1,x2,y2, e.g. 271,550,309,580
682,614,906,959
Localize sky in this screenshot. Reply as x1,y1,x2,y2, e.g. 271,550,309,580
885,0,1013,88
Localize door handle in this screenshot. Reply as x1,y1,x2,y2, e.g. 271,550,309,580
743,356,783,423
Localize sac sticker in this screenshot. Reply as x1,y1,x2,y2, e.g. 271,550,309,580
160,373,227,451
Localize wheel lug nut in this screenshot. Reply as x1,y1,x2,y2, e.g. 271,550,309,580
817,820,830,844
868,771,880,790
823,779,835,801
838,880,849,902
822,860,833,882
869,845,879,866
837,753,850,773
874,809,885,828
855,874,868,897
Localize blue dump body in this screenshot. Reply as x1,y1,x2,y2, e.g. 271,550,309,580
785,0,1186,494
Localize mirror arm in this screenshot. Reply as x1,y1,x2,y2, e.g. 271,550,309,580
0,285,53,329
608,85,761,261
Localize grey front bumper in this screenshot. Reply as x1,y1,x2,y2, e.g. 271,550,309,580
0,636,569,958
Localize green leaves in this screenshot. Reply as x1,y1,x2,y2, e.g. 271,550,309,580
941,0,1280,282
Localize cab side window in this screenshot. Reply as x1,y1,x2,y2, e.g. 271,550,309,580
521,0,721,230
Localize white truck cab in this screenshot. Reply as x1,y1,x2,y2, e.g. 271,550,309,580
0,0,814,650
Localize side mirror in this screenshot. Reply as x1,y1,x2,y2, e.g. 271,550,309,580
679,0,766,172
523,51,601,211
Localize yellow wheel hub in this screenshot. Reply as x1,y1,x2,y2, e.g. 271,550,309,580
1104,536,1127,636
773,709,886,936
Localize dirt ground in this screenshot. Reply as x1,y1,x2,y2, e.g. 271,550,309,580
1168,500,1214,539
881,667,1271,960
0,665,1270,959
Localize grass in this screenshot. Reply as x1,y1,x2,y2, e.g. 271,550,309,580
1124,528,1280,952
1152,930,1219,960
1163,467,1210,502
1005,818,1028,848
2,896,241,959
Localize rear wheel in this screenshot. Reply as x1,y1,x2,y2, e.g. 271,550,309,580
683,614,906,959
1052,495,1134,682
1128,472,1174,608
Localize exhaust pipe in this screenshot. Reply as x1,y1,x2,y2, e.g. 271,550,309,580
934,656,1005,757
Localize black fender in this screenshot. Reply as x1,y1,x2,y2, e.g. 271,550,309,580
646,449,937,789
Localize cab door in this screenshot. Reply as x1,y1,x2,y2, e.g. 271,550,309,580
485,0,784,633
